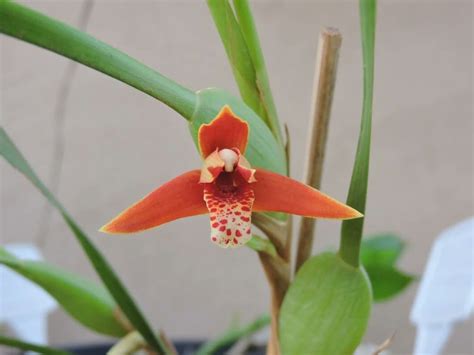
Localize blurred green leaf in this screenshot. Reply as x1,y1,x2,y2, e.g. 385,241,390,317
361,234,404,267
360,234,415,302
196,314,270,355
0,334,71,355
207,0,282,144
0,247,126,337
364,265,414,301
190,88,287,175
339,0,377,267
0,128,168,354
279,253,371,354
0,0,196,119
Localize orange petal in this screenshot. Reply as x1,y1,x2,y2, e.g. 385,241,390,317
252,169,363,219
198,105,249,158
203,184,254,248
100,170,207,234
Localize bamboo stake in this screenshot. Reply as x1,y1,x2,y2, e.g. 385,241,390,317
295,28,342,272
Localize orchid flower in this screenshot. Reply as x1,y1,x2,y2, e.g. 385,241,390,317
100,106,362,248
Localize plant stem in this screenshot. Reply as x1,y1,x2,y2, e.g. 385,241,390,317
339,0,377,267
0,0,196,119
258,253,290,355
295,28,342,272
108,331,145,355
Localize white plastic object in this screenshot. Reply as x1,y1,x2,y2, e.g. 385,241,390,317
410,218,474,355
0,243,57,344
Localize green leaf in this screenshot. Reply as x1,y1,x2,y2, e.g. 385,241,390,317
0,334,71,355
364,265,414,302
0,0,196,119
360,234,404,267
279,253,372,355
232,0,282,143
196,314,270,355
0,128,168,354
190,88,287,175
246,235,277,257
0,247,126,337
339,0,377,267
360,234,415,302
206,0,282,144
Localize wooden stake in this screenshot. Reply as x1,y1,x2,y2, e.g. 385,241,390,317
295,28,342,272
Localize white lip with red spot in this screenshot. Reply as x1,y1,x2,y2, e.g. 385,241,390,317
204,185,254,248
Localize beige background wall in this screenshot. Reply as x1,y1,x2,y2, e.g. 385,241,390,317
1,0,473,354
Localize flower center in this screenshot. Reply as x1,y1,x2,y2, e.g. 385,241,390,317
218,149,238,172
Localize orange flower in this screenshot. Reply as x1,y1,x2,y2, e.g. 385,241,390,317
100,106,362,248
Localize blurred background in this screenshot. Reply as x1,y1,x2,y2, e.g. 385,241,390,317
1,0,472,354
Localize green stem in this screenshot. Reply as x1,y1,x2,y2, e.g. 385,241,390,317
339,0,377,267
0,0,196,119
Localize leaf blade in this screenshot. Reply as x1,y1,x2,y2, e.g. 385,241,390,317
360,234,416,301
339,0,377,267
360,233,404,267
206,0,282,145
232,0,282,144
365,265,415,302
279,253,372,354
207,0,264,120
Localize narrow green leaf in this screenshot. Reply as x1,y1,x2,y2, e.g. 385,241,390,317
339,0,377,267
0,0,196,119
0,128,168,354
196,314,270,355
246,235,277,257
279,253,372,354
232,0,282,144
364,265,415,302
207,1,264,119
206,0,282,145
0,334,71,355
190,88,287,176
0,247,126,337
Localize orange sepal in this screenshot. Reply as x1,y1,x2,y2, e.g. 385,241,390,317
100,170,207,234
198,105,249,158
252,169,363,219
